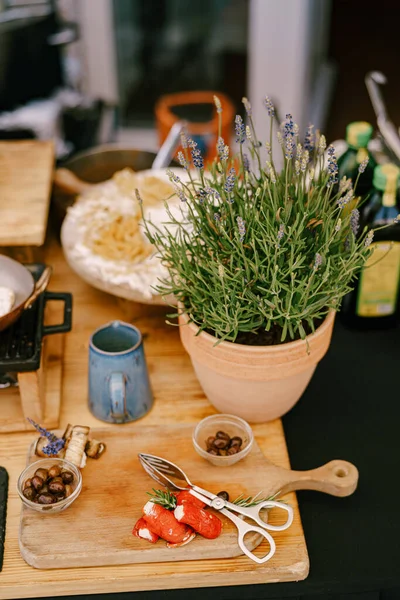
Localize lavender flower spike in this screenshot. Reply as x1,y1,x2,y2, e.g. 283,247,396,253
277,223,285,245
236,216,246,242
327,145,338,186
313,253,322,270
224,167,236,195
177,151,189,170
337,189,353,209
242,97,252,116
304,124,315,152
364,230,374,247
217,136,229,161
235,115,246,144
213,95,222,114
188,138,204,170
180,130,188,149
264,96,275,117
350,208,360,235
358,157,369,173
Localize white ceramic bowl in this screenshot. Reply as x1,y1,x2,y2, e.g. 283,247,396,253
192,414,254,467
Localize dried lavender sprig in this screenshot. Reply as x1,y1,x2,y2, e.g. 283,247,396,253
217,136,229,161
337,189,353,209
304,124,314,153
27,418,58,442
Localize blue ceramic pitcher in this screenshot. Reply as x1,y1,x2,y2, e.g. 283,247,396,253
88,321,153,424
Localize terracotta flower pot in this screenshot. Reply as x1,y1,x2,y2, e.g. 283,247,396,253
179,310,336,423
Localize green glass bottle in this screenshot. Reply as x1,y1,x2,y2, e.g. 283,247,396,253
338,121,376,198
340,163,400,329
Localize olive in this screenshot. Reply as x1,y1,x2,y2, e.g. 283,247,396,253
40,484,49,494
23,478,33,489
216,431,230,442
64,484,73,498
217,491,230,501
37,493,55,505
34,468,48,481
227,446,238,455
218,449,228,456
206,436,216,448
48,465,62,479
213,438,229,450
207,448,218,455
31,475,44,492
230,436,243,447
48,480,65,495
23,487,37,501
61,470,74,484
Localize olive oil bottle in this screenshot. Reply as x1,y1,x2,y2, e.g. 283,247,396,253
340,163,400,329
338,121,376,198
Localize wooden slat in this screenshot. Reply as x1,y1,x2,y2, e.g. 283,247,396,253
0,239,309,599
0,141,54,246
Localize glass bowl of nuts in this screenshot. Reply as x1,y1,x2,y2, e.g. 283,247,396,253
17,458,82,513
192,414,254,466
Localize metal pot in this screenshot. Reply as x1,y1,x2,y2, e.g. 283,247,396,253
0,256,52,332
51,144,178,232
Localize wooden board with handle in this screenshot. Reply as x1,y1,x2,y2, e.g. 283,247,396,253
0,141,54,246
0,239,359,598
19,425,358,569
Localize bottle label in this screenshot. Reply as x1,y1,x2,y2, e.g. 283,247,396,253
357,241,400,317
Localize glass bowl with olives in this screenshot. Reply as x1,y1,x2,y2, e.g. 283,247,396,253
192,414,254,466
17,458,82,513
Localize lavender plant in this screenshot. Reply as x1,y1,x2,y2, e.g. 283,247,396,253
142,97,396,344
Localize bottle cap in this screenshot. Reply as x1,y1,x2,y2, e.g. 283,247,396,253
373,163,400,191
346,122,373,148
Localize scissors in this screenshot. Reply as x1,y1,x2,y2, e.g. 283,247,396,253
138,453,293,564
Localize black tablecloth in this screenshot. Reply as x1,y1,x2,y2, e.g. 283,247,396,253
31,321,400,600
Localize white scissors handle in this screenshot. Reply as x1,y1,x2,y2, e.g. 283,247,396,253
220,507,276,564
227,499,294,532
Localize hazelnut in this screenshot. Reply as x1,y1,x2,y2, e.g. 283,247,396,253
34,468,48,481
23,478,33,489
213,438,228,450
48,465,62,479
23,487,37,501
48,480,65,495
31,475,44,492
216,431,230,442
64,484,73,498
37,493,55,505
61,470,74,484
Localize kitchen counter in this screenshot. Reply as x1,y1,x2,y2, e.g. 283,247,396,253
1,238,400,600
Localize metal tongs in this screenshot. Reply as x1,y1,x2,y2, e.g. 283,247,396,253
139,453,293,564
365,71,400,163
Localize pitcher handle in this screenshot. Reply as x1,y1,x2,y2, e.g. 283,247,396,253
109,372,127,421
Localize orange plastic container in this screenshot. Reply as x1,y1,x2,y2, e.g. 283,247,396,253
155,91,235,164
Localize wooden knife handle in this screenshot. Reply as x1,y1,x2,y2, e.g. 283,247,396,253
53,168,93,196
278,460,359,497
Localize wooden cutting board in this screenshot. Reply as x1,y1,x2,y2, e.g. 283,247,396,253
19,425,358,570
0,141,54,246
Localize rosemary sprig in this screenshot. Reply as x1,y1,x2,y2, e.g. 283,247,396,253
147,488,177,510
232,490,284,507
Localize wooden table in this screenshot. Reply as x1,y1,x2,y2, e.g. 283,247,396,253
0,239,307,599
